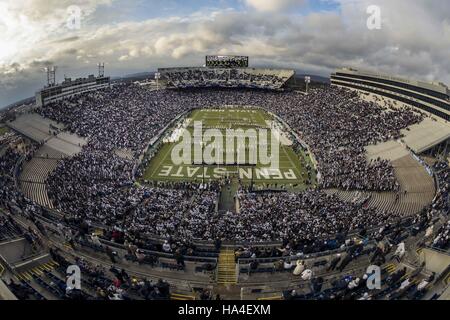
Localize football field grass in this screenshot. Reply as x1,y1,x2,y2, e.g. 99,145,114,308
142,108,315,188
0,126,9,136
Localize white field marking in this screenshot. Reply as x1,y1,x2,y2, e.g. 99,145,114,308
152,110,301,179
153,166,301,182
161,152,294,167
151,144,174,178
282,147,303,178
255,110,268,127
160,147,293,166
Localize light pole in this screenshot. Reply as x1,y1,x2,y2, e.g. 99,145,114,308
155,72,161,90
305,76,311,95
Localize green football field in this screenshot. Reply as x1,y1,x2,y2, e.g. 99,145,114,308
142,108,315,188
0,126,9,136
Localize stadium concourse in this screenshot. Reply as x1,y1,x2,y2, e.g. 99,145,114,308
0,74,449,300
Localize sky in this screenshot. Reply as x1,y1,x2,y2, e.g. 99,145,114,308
1,0,450,108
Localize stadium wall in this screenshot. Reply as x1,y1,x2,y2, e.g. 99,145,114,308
35,75,110,107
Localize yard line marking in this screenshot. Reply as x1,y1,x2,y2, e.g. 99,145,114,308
150,144,173,178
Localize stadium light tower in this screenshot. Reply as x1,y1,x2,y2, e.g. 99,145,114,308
155,72,161,90
98,63,105,77
45,66,57,87
305,76,311,95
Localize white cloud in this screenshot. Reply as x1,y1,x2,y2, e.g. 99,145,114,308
244,0,305,12
0,0,113,66
1,0,450,107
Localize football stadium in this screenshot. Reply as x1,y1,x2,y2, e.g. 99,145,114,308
0,0,449,312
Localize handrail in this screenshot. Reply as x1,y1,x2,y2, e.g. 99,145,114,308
11,183,436,262
28,202,421,257
12,252,49,268
237,241,377,265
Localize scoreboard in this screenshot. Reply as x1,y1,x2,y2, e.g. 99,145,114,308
206,55,249,68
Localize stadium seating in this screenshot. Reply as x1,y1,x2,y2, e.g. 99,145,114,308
160,68,295,90
1,79,449,300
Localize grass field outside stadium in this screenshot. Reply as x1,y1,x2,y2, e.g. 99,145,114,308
141,107,316,189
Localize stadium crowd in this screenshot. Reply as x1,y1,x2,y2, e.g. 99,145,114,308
26,84,426,246
0,140,38,215
235,190,404,243
37,84,189,156
38,84,422,191
1,82,448,301
162,68,291,90
429,165,449,251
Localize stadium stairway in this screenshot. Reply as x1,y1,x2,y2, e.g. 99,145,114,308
19,148,62,209
16,261,59,282
14,260,97,300
20,181,54,209
216,248,237,285
18,138,86,210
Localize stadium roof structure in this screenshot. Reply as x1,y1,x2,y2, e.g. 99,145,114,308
338,67,450,96
365,140,410,162
401,117,450,154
